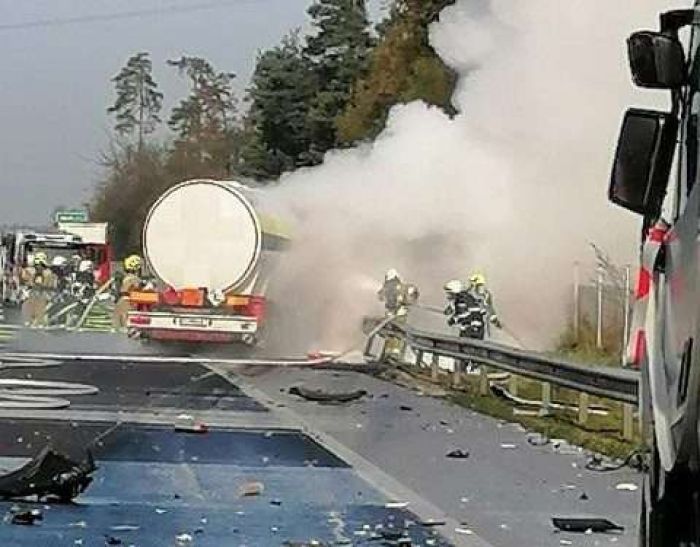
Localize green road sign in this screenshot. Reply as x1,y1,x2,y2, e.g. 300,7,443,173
55,209,89,224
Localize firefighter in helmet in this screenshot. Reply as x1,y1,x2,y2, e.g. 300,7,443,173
112,254,143,331
21,252,56,326
467,272,501,333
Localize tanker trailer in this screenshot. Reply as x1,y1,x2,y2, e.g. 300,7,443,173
126,179,290,343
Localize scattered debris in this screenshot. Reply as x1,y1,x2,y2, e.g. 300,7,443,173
174,418,208,434
239,480,264,497
0,446,95,502
615,483,638,492
385,501,409,508
8,508,42,525
421,519,446,527
526,432,549,446
175,532,193,545
110,525,140,532
446,449,470,459
288,386,367,404
551,439,581,456
552,517,624,533
587,451,647,472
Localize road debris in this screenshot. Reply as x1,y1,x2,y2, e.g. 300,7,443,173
552,517,624,533
110,524,140,531
385,500,409,508
551,439,581,456
0,445,95,502
175,532,193,545
526,432,549,446
7,507,43,525
288,385,367,404
239,480,264,497
445,449,470,459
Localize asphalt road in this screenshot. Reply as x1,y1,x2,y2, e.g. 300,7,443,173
228,365,642,547
0,325,642,546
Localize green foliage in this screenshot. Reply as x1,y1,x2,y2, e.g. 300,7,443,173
107,52,163,147
90,143,170,258
336,0,456,143
239,33,316,179
168,56,238,176
304,0,374,153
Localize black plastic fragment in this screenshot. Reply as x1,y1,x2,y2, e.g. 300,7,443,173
288,386,367,404
552,516,624,533
0,445,96,502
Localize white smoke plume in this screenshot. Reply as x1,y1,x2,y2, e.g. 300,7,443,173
265,0,680,353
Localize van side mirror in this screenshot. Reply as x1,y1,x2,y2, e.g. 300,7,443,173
609,108,677,218
627,31,687,88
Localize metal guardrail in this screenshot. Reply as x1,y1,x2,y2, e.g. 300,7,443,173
368,321,639,405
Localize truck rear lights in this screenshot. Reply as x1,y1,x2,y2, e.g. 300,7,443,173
180,288,205,307
161,287,180,306
244,296,266,321
129,291,160,305
226,295,250,307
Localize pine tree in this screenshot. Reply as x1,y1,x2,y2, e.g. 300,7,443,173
240,33,316,179
336,0,456,143
107,52,163,149
304,0,373,154
167,56,238,175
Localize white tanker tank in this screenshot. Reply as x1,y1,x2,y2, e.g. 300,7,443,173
127,179,290,343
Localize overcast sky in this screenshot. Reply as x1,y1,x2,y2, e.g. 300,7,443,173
0,0,384,225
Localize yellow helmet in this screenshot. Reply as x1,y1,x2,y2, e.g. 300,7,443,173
124,255,142,272
33,252,48,267
469,272,486,286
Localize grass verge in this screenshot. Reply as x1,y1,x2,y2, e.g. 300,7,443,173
381,364,640,460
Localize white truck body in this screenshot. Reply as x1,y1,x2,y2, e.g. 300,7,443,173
128,179,289,343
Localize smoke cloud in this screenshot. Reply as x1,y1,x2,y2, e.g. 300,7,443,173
265,0,680,353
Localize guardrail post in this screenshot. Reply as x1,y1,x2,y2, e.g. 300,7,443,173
508,374,518,397
431,353,439,381
415,349,424,368
578,392,589,425
540,382,552,415
623,403,634,441
453,360,464,388
479,365,489,396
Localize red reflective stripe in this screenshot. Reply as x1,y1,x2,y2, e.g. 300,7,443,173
635,267,651,299
648,228,667,242
630,330,647,369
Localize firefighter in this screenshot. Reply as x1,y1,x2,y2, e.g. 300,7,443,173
51,256,70,293
377,269,413,359
21,252,56,326
377,269,407,318
112,255,142,331
467,272,502,334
